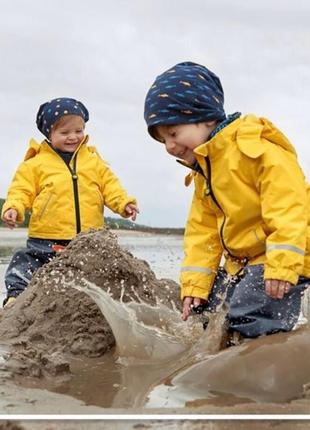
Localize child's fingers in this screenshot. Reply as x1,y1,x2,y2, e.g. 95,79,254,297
3,209,18,229
5,219,16,229
265,279,292,299
4,209,17,222
182,297,193,321
131,211,137,221
284,282,292,293
126,204,139,221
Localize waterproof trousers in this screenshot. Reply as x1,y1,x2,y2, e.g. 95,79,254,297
205,264,309,337
4,238,70,305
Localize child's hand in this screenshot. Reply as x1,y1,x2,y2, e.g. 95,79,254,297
3,208,18,229
124,203,139,221
265,279,292,299
182,296,206,321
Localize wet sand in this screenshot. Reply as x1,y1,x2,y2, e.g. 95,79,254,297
0,421,309,430
0,228,310,427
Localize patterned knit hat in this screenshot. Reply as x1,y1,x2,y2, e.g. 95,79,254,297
36,97,89,138
144,62,226,138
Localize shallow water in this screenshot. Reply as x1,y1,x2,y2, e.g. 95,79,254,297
147,324,310,408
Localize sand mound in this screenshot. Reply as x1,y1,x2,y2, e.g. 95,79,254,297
0,229,180,378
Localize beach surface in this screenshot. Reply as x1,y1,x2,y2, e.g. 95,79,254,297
0,228,309,428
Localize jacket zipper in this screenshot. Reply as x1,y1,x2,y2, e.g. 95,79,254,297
47,142,82,234
205,156,237,259
67,156,81,234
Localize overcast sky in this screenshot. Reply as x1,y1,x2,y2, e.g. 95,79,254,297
1,0,310,227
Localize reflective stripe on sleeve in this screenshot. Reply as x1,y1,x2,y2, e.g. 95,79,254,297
266,244,305,256
181,266,214,274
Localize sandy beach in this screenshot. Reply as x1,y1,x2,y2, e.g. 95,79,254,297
0,228,310,429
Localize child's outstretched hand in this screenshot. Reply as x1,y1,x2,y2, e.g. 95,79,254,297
124,203,139,221
182,296,207,321
265,279,292,299
3,208,18,229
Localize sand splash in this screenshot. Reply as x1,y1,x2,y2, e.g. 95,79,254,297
70,277,227,408
73,280,201,361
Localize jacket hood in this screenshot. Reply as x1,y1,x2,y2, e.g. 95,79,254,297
235,115,297,159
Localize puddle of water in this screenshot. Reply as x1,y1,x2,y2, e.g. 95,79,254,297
11,277,209,408
16,350,125,408
70,279,207,408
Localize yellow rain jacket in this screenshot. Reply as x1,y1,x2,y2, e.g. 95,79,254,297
1,136,136,240
181,115,310,300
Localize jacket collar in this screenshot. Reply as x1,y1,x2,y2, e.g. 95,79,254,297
176,159,204,175
24,135,89,161
194,116,242,158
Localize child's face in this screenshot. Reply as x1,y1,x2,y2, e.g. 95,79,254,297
49,115,85,152
154,121,217,164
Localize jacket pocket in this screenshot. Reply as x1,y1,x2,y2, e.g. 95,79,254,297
96,188,104,205
38,192,53,220
246,223,267,258
95,188,104,213
252,223,267,245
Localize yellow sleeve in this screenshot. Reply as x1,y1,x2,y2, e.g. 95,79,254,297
257,141,308,284
181,175,222,300
1,162,37,223
98,158,136,217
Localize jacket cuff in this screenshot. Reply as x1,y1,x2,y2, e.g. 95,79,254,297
181,284,213,301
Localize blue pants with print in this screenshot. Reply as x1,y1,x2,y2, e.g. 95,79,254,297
4,238,70,305
204,265,309,338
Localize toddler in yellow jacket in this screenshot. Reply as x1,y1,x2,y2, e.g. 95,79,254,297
144,62,310,340
2,97,139,307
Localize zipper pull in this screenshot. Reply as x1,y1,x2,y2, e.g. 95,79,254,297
205,179,211,196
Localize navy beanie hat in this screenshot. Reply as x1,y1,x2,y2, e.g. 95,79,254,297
36,97,89,138
144,62,226,139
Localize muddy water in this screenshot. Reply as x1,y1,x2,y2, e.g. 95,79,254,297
71,280,205,408
47,280,310,409
69,280,310,409
15,279,220,409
